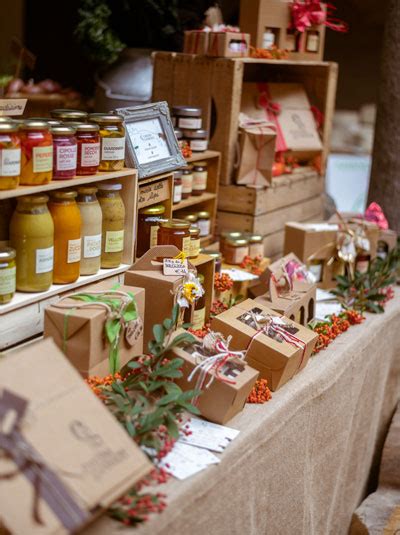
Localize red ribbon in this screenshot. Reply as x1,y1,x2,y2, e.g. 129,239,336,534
290,1,348,34
258,83,287,153
364,202,389,230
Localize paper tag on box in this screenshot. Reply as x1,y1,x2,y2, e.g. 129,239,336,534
0,99,27,116
163,258,189,276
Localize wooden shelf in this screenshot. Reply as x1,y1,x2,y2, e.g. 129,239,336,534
185,150,221,164
172,192,216,211
0,168,136,200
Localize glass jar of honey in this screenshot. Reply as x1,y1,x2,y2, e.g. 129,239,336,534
181,166,193,199
137,204,166,257
69,123,100,176
188,226,201,259
77,187,102,275
88,114,125,171
0,247,16,304
157,219,191,256
19,121,53,185
197,211,211,237
97,183,125,268
52,126,77,179
0,122,21,190
248,234,264,258
192,162,208,196
50,109,88,122
223,238,249,265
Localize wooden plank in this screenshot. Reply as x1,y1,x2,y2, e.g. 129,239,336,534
151,52,174,104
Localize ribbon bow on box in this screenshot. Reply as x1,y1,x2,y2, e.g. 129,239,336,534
290,0,348,33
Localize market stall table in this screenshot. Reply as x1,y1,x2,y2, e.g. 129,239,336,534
89,291,400,535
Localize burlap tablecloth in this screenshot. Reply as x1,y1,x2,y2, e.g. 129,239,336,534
90,292,400,535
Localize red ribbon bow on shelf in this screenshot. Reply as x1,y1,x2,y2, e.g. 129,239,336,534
290,1,348,33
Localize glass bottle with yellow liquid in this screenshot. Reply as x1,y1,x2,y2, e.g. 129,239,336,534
97,183,125,268
77,186,102,275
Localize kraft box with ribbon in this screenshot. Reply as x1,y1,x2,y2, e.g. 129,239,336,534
171,330,259,425
44,280,145,378
0,337,152,534
211,299,318,391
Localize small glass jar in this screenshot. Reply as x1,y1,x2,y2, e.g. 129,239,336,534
70,123,100,176
97,183,125,268
262,28,276,49
51,126,77,179
181,166,193,199
174,128,184,149
88,114,125,171
223,238,249,265
19,120,53,185
192,162,208,196
248,234,264,258
188,226,201,259
197,211,211,237
0,122,21,190
172,106,202,130
48,191,82,284
183,213,198,227
173,171,183,204
10,194,54,292
157,219,191,256
306,30,320,53
182,129,208,152
77,187,102,275
221,231,242,252
355,253,370,274
50,109,89,122
137,204,166,257
0,247,16,304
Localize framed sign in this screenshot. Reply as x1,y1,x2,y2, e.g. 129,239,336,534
116,101,186,179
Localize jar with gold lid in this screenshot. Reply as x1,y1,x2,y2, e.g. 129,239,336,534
197,211,211,237
51,125,77,179
188,226,201,259
0,247,16,304
97,183,125,268
223,237,249,265
30,117,62,127
0,122,21,190
19,120,53,185
248,234,264,258
68,122,100,176
192,161,208,196
173,171,183,204
88,113,125,171
183,213,198,226
50,109,88,122
181,166,193,199
157,219,191,256
137,204,166,257
221,231,242,254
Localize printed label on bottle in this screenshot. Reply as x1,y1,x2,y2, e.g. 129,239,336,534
33,145,53,172
105,230,124,253
83,234,101,258
178,117,202,130
0,148,21,176
56,144,77,171
182,236,191,256
192,171,207,191
306,34,319,52
231,246,248,265
190,238,201,258
197,219,210,237
67,239,81,263
150,225,159,247
81,142,100,167
101,137,125,161
0,266,16,295
192,307,206,330
182,174,193,193
35,246,54,274
173,184,182,203
190,139,208,152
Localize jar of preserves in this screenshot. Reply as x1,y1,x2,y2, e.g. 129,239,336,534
77,187,102,275
0,122,21,190
248,234,264,258
20,121,53,185
173,171,183,204
50,109,88,123
137,204,166,258
182,129,208,152
192,162,208,196
88,114,125,171
0,247,16,304
221,231,242,252
157,219,191,256
97,183,125,268
52,126,77,179
48,191,81,284
172,106,202,130
10,194,54,292
181,166,193,199
188,226,201,259
197,211,211,237
223,238,249,265
70,123,100,176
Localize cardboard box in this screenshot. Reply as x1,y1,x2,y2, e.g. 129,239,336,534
236,123,276,186
379,229,397,254
183,30,210,55
44,281,145,378
171,331,259,424
211,299,318,391
0,337,152,534
207,31,250,58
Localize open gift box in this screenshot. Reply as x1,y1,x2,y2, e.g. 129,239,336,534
207,31,250,58
183,29,210,54
211,299,318,391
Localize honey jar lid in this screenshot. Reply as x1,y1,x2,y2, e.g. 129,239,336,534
97,183,122,191
77,186,98,195
0,122,19,133
226,238,249,247
139,204,166,215
222,231,242,240
0,117,14,123
51,125,76,136
202,250,221,260
249,234,263,243
21,120,50,131
159,218,191,229
88,113,124,124
182,165,193,174
182,129,208,139
50,109,88,120
172,105,202,117
0,247,16,261
50,190,78,200
29,117,62,126
18,194,49,204
68,122,99,132
183,214,198,223
198,211,210,219
189,225,200,237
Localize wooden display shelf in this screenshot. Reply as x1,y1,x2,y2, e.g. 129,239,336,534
173,192,216,211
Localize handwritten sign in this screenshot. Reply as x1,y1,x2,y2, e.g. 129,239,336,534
0,99,27,116
138,179,170,209
163,258,188,276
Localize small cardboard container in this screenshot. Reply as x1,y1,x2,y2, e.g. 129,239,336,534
44,281,145,378
207,31,250,58
0,337,152,535
236,124,276,186
379,228,397,253
255,286,316,326
183,30,210,54
171,331,259,424
211,299,318,391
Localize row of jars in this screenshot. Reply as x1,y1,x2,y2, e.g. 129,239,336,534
172,106,209,153
220,231,264,265
0,183,125,303
173,162,208,204
0,109,126,190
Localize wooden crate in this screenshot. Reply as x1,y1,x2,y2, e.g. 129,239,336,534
152,53,338,185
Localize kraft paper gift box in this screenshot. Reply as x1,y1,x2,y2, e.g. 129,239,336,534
379,229,397,254
171,330,259,424
183,30,210,54
44,281,145,378
0,337,152,535
207,31,250,58
211,299,318,391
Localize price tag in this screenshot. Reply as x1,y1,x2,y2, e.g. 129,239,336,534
0,99,27,116
163,258,189,276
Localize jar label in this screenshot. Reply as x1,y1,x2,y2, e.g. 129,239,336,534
306,34,319,52
150,225,159,247
182,236,191,256
182,174,193,193
67,239,81,264
36,246,54,274
190,139,208,152
33,145,53,173
192,171,207,191
190,238,201,258
197,219,210,237
230,245,248,265
0,266,16,295
81,142,100,167
0,148,21,176
101,137,125,161
105,230,124,253
249,243,264,258
83,233,102,258
178,117,202,129
56,144,77,171
192,306,206,331
173,184,182,203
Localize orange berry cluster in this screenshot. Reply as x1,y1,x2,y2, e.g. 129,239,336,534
86,373,123,397
181,142,192,159
214,272,234,292
247,378,272,404
312,309,364,353
240,255,263,275
210,299,229,317
250,45,289,60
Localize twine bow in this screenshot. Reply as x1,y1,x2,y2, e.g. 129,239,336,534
290,1,348,34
